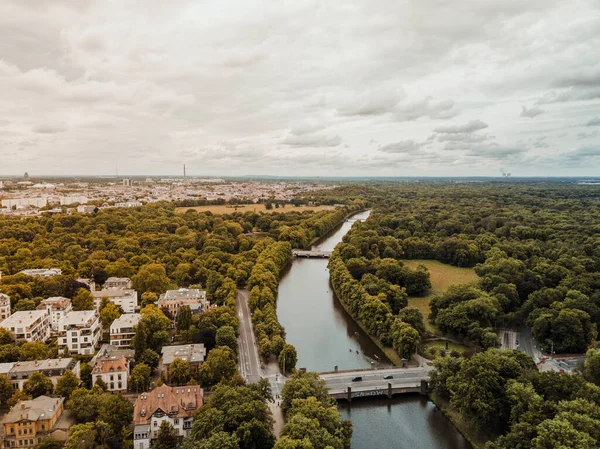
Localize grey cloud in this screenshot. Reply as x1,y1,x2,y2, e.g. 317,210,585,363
436,133,490,143
567,146,600,161
433,120,488,134
466,143,528,159
577,130,599,140
337,88,404,116
290,121,327,135
379,140,422,153
32,123,67,134
521,106,544,118
281,133,342,147
393,98,459,122
584,116,600,126
537,87,600,104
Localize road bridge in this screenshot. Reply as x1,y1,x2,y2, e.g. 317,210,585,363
319,367,432,402
292,250,332,258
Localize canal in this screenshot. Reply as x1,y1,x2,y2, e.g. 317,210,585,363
277,210,472,449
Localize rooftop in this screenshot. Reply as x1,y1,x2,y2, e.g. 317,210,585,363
161,344,206,365
0,310,48,327
92,355,128,374
160,288,206,301
3,396,64,424
92,289,137,299
58,310,98,327
110,313,141,329
37,296,71,310
133,384,203,425
8,358,77,373
91,344,135,365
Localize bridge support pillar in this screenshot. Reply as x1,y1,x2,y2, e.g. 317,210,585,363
347,386,352,403
387,382,392,398
420,380,428,396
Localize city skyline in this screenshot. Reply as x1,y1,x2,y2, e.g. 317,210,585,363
1,0,599,176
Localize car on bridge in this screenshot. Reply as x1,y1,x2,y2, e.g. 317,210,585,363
383,375,393,380
351,376,363,382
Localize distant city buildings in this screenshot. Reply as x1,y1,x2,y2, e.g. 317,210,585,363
0,310,51,342
20,268,62,277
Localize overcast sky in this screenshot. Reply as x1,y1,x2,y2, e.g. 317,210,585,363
1,0,599,177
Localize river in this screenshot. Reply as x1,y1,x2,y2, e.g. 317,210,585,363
277,210,472,449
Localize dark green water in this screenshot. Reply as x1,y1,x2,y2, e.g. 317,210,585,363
277,210,472,449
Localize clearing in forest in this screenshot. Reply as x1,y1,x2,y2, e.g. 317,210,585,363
402,259,479,328
175,204,336,214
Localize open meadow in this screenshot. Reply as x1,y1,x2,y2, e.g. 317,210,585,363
175,204,336,214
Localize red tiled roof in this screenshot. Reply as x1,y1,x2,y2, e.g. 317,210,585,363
133,384,203,425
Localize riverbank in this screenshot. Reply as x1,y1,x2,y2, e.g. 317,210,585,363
429,392,492,449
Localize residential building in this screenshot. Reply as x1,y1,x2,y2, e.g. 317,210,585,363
75,278,96,290
0,311,50,342
60,195,88,205
157,289,209,318
92,289,138,313
0,293,11,320
1,197,48,209
91,344,135,365
115,201,142,207
76,205,96,214
36,297,72,331
2,396,65,449
104,277,132,289
161,344,206,380
133,384,203,449
20,268,62,277
110,313,141,347
91,355,129,392
57,311,102,355
1,358,80,391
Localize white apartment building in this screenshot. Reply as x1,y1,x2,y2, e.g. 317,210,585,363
92,355,129,392
104,277,132,289
157,289,209,318
57,310,102,355
0,293,11,321
92,289,138,313
110,313,141,348
20,268,62,277
133,385,203,449
0,310,50,342
115,201,142,207
36,296,72,331
1,197,48,209
60,195,88,205
0,358,80,391
77,205,96,214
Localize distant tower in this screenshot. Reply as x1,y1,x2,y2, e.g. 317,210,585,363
123,178,131,187
24,172,29,179
184,164,187,182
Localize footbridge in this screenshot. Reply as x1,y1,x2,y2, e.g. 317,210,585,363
292,250,332,258
318,367,432,402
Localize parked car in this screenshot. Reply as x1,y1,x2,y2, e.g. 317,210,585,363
351,376,363,382
383,375,393,380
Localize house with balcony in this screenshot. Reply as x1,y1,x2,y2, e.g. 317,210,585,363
2,396,65,448
36,297,72,331
57,311,102,355
110,313,141,348
0,311,50,343
92,288,138,313
157,289,209,319
133,384,203,449
0,293,11,321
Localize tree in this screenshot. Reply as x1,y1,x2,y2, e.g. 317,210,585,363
131,363,152,392
100,301,121,328
397,306,426,335
177,305,192,331
23,372,53,398
19,341,47,361
584,348,600,386
154,421,179,449
133,263,173,296
72,288,94,311
216,325,237,354
184,432,240,449
0,328,14,345
8,390,29,407
392,320,420,359
198,346,237,386
278,344,298,374
55,370,80,399
139,348,160,369
95,377,108,391
80,363,93,389
38,437,63,449
97,393,134,437
169,358,191,385
141,291,158,308
0,375,13,407
133,321,148,358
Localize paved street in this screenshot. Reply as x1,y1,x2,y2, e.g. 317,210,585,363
320,367,432,393
236,289,263,383
519,325,542,362
498,329,518,350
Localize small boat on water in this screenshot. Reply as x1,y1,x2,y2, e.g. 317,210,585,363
373,354,380,360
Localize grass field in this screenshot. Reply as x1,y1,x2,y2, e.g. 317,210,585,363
422,339,471,355
175,204,336,214
403,259,479,331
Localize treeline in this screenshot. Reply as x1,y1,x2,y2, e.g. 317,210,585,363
247,240,297,371
276,372,352,449
430,349,600,448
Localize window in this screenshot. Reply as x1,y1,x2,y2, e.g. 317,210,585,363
174,419,179,425
41,425,45,430
154,421,158,427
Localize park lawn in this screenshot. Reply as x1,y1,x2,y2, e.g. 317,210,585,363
175,204,336,214
422,339,471,355
403,259,479,332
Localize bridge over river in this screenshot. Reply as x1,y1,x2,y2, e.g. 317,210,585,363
292,249,332,258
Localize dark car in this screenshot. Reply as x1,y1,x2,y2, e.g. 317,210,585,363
351,376,363,382
383,375,393,380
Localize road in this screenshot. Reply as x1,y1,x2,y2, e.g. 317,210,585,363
320,367,432,393
498,329,517,350
236,289,263,383
519,325,541,362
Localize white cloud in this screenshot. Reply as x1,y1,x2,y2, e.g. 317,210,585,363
520,105,544,118
433,120,489,134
